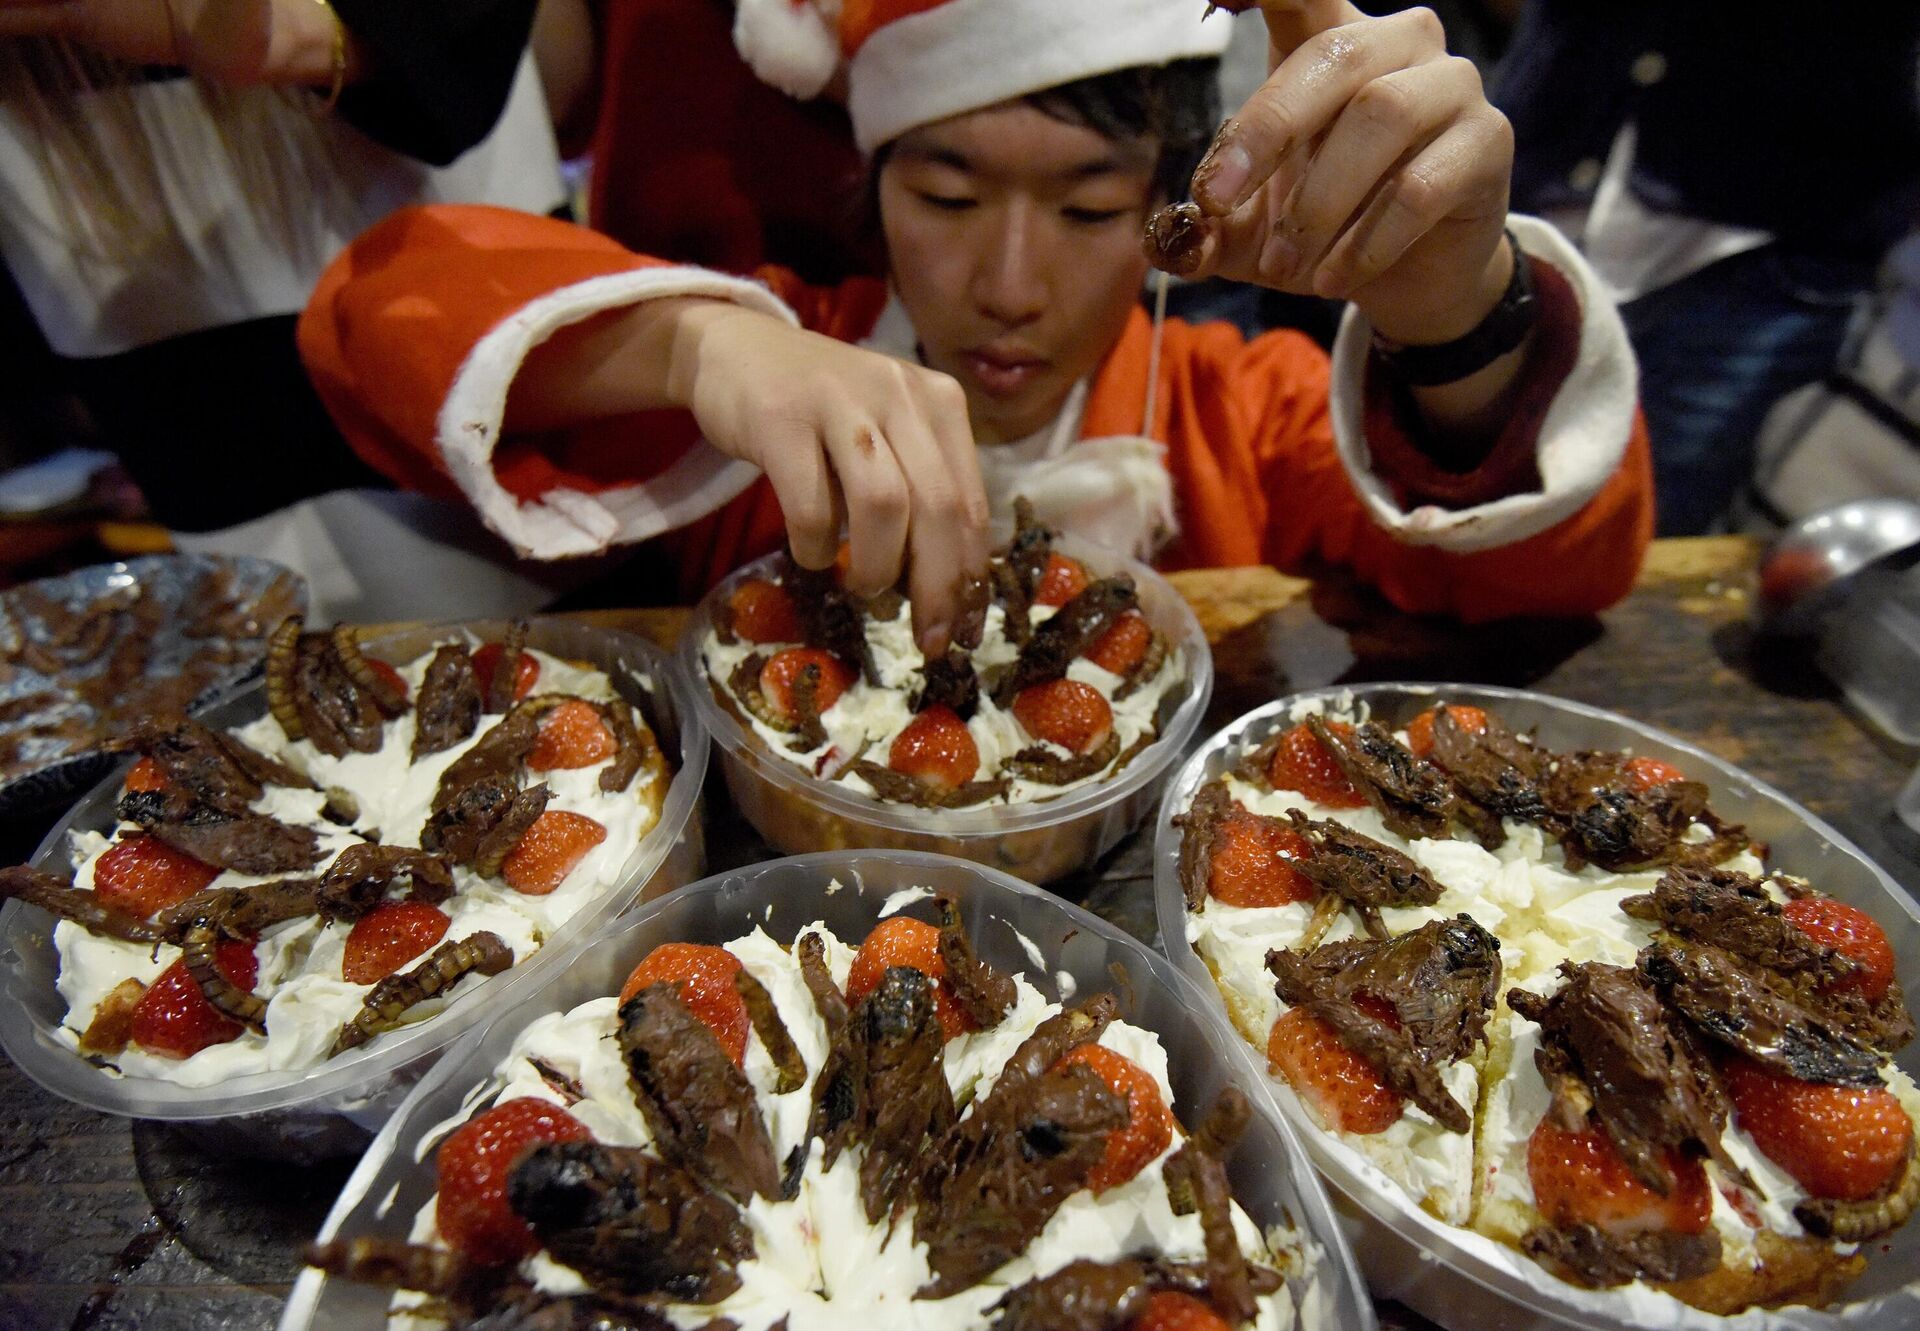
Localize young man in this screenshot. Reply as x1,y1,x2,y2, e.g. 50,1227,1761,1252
299,0,1651,650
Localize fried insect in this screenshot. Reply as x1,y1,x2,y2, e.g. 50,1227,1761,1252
784,562,879,684
0,865,158,943
331,931,513,1055
734,967,806,1094
484,621,530,714
993,577,1138,704
989,498,1057,647
915,648,980,718
1163,1087,1257,1324
989,1259,1155,1331
727,653,788,733
798,933,862,1179
265,616,305,739
182,917,267,1031
332,625,409,718
1306,716,1489,845
1541,752,1748,872
936,896,1015,1028
617,983,783,1204
1522,1221,1722,1289
119,785,322,874
1797,1140,1920,1241
855,967,956,1223
305,1237,517,1307
589,695,655,794
414,643,484,759
1283,809,1446,940
1002,730,1122,786
316,843,455,921
1424,704,1550,833
1111,627,1170,702
849,759,1011,809
126,717,310,811
422,703,547,869
154,877,320,941
507,1141,752,1302
271,619,391,756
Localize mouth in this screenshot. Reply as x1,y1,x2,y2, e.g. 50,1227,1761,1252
961,346,1048,399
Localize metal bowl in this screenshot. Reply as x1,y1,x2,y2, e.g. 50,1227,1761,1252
1757,499,1920,635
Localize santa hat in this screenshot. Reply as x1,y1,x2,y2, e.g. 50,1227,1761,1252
734,0,1235,152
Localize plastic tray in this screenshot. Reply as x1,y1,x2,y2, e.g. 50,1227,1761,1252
1152,684,1920,1331
0,619,708,1160
680,540,1213,884
281,848,1373,1331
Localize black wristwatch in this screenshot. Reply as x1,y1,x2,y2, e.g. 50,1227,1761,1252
1370,231,1537,386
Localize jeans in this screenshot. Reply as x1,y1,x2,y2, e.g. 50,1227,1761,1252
1622,245,1871,535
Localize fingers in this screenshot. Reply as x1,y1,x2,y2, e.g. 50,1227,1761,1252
1243,0,1366,58
887,373,990,653
821,415,911,598
1266,56,1485,291
1314,109,1512,300
1193,6,1446,217
761,433,841,571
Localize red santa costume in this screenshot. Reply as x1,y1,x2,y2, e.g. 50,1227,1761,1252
298,0,1654,622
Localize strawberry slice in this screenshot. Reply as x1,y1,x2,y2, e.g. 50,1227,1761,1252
1723,1057,1913,1200
1265,722,1366,808
129,939,259,1059
122,756,169,794
527,700,617,771
500,810,606,895
471,642,539,701
846,917,971,1041
342,902,452,985
1527,1118,1711,1235
618,942,749,1064
1012,678,1113,755
889,705,979,791
1055,1044,1173,1192
436,1097,593,1265
1266,1005,1404,1134
1085,611,1152,676
93,834,218,918
759,648,855,725
1623,755,1686,792
1128,1291,1232,1331
1033,552,1090,608
1206,806,1316,909
1781,897,1898,1004
728,578,803,644
1403,704,1488,759
364,657,409,704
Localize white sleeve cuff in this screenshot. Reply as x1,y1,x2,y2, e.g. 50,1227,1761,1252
1325,213,1638,555
436,267,794,559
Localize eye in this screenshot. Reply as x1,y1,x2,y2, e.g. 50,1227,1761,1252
916,192,977,212
1063,206,1129,225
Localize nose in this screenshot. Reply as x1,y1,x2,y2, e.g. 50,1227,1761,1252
969,198,1047,329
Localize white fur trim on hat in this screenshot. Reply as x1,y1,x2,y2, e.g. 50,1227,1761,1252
1326,213,1638,554
848,0,1235,151
437,267,796,559
735,0,844,99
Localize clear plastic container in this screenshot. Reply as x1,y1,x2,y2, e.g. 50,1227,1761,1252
1816,565,1920,745
1153,685,1920,1331
680,542,1213,884
280,849,1373,1331
0,619,709,1161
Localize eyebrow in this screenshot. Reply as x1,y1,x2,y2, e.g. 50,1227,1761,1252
891,141,1141,181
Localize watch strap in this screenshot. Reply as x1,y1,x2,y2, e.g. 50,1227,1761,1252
1371,232,1538,387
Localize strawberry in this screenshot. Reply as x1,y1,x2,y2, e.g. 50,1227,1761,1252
527,700,617,771
889,705,979,791
728,578,803,644
1265,723,1366,808
1624,755,1686,792
1723,1057,1913,1201
1206,808,1316,909
1085,611,1152,676
1403,704,1489,759
123,756,169,794
1012,678,1113,755
1526,1118,1711,1235
470,642,539,701
1782,897,1898,1004
1266,1006,1403,1134
364,657,409,703
1056,1044,1174,1191
342,902,452,985
846,916,971,1041
1033,552,1090,608
759,647,855,725
93,834,218,918
129,939,259,1059
436,1097,592,1265
499,811,606,895
619,942,749,1063
1128,1291,1232,1331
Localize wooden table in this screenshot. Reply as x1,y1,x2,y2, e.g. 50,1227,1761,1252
4,536,1915,1331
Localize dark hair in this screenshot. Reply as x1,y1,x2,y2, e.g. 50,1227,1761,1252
862,56,1222,229
1023,57,1222,203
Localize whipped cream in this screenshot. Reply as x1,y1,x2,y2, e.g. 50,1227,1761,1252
396,921,1317,1331
703,595,1183,806
53,642,665,1086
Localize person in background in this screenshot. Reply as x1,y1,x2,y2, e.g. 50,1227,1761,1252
0,0,563,533
302,0,1654,642
1490,1,1920,535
